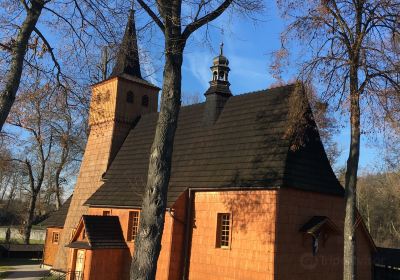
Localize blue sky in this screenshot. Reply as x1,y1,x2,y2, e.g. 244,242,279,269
6,0,383,175
158,1,382,172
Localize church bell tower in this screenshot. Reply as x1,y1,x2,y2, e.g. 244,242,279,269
52,9,160,271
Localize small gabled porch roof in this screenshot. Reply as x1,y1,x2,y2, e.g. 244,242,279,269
68,215,127,250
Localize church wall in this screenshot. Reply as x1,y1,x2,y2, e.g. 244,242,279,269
86,249,129,280
274,188,373,280
188,190,278,280
86,191,187,280
116,78,159,121
53,120,116,271
42,227,63,266
166,192,187,280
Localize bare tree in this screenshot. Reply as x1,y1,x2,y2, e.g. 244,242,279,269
272,0,400,278
0,0,47,132
131,0,263,278
7,75,85,243
8,81,54,244
0,0,130,132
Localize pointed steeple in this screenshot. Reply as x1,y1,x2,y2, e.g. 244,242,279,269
111,9,142,78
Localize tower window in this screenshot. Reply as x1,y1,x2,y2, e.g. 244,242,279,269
52,232,60,244
218,71,224,80
142,95,149,107
213,71,218,81
126,91,134,103
216,213,231,248
128,211,140,241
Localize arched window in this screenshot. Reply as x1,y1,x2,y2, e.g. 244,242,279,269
213,71,218,81
126,91,134,103
142,95,149,107
218,71,224,80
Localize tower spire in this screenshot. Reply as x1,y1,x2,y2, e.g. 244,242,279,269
111,8,142,78
202,43,232,125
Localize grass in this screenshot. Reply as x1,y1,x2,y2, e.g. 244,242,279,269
0,261,16,280
0,271,12,279
0,258,41,266
40,275,60,280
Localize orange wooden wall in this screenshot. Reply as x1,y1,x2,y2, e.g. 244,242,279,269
188,190,278,280
86,191,187,280
43,227,63,266
54,188,373,280
274,188,373,280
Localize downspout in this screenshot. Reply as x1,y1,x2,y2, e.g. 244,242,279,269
182,188,193,280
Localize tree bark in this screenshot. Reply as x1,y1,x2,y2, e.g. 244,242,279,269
54,146,68,210
130,0,235,278
343,65,360,280
130,30,184,279
23,192,38,244
0,1,44,132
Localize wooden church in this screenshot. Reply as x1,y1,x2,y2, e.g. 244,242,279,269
41,9,376,280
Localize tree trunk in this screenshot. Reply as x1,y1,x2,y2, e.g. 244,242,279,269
54,183,62,210
54,156,66,210
130,36,184,279
0,1,44,132
23,192,38,244
343,67,360,280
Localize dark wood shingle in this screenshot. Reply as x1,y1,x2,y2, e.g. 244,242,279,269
85,85,344,208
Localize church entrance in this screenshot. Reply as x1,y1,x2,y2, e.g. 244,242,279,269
74,249,85,280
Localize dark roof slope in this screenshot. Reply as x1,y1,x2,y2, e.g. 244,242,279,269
86,84,344,208
70,215,127,249
374,247,400,268
40,196,72,228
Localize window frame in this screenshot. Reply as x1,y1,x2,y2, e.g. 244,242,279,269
141,95,149,107
128,210,140,242
216,213,232,249
52,231,60,244
126,91,134,103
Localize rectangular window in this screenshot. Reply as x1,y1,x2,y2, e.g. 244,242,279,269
128,211,140,241
216,213,231,248
52,232,60,244
103,210,110,216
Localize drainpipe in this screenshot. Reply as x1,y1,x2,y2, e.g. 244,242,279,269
182,188,193,280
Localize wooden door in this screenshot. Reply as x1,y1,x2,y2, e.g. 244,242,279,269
74,249,85,280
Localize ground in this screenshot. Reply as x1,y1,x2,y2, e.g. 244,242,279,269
0,259,49,280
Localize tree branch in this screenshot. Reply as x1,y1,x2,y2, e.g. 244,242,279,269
33,27,63,85
137,0,165,33
182,0,233,40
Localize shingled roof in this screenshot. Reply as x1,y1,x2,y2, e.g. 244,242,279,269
68,215,127,249
40,196,72,227
85,84,344,208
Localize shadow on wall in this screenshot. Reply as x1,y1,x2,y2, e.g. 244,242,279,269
220,187,277,245
215,102,287,244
